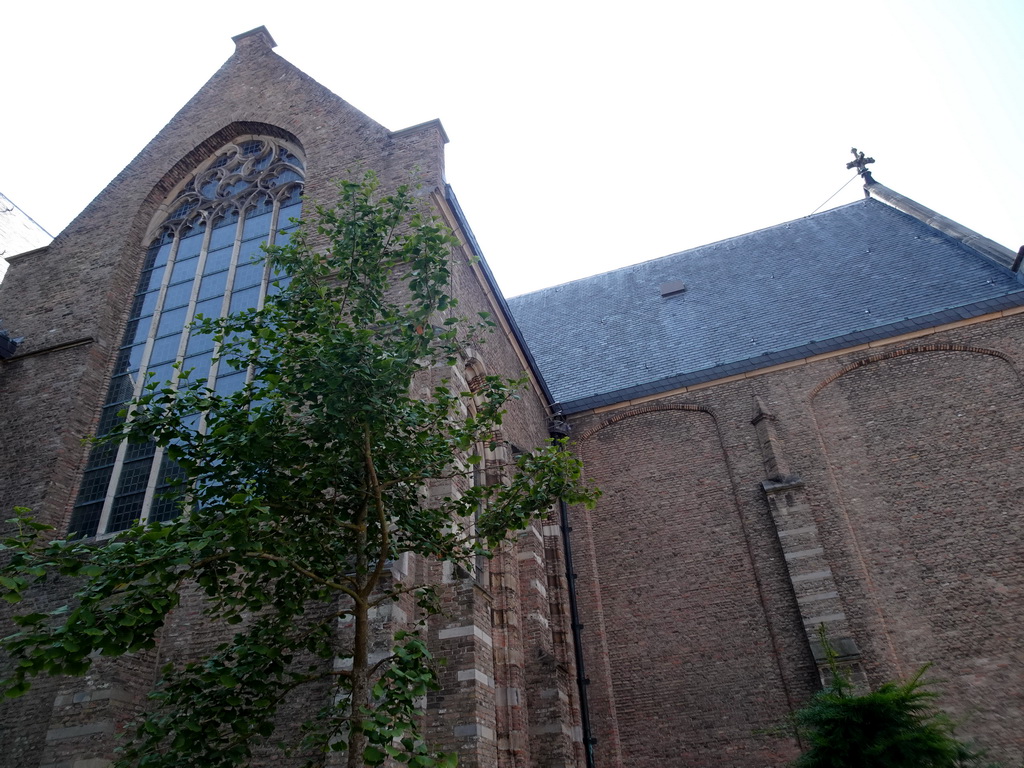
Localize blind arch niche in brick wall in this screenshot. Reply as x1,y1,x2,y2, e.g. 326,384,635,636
572,404,796,768
810,345,1024,762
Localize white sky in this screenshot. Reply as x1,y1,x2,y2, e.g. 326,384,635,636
3,0,1021,297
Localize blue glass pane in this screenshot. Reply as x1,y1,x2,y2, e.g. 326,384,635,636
193,296,224,321
115,343,146,376
209,216,240,250
97,404,126,436
267,276,291,296
280,149,303,169
277,224,299,243
238,238,265,264
169,198,199,221
139,265,166,293
214,371,246,397
276,193,299,215
229,286,260,314
253,193,275,214
86,442,118,470
157,306,188,337
116,458,154,496
163,280,194,309
243,211,272,240
170,255,199,284
203,247,233,275
151,241,174,269
149,334,182,365
151,491,184,523
222,179,249,197
141,246,159,272
199,270,228,300
274,168,302,186
131,289,160,320
124,315,153,347
233,261,265,290
185,328,216,356
157,450,187,486
106,374,135,406
146,361,177,388
219,353,249,375
176,227,206,259
180,353,212,384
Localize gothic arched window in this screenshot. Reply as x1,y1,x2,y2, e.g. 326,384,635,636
70,136,305,537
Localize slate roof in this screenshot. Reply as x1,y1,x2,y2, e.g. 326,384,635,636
507,198,1024,413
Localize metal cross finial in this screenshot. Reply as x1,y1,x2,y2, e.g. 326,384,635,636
846,147,875,176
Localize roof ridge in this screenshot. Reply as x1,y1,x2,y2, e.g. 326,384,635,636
865,180,1017,271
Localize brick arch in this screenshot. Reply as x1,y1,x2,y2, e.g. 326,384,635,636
809,343,1019,400
97,123,305,363
574,402,716,443
808,340,1024,756
569,403,797,766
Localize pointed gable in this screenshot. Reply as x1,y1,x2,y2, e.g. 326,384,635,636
2,26,448,361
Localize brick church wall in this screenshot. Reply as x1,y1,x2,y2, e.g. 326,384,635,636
566,309,1024,767
4,23,1020,768
0,29,577,768
569,406,811,767
810,340,1024,759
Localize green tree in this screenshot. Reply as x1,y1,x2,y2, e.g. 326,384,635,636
0,174,598,768
792,633,994,768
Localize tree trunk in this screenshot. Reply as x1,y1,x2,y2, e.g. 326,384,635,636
346,596,369,768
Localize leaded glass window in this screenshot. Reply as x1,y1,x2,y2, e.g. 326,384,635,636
70,136,305,537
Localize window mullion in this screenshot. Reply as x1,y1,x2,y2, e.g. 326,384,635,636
96,232,182,534
256,200,281,313
202,208,246,428
138,218,215,525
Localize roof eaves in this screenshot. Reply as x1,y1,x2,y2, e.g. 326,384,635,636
559,290,1024,414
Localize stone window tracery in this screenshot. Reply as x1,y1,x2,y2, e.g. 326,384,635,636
69,136,305,538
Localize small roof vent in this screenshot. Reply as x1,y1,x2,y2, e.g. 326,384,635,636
660,280,686,297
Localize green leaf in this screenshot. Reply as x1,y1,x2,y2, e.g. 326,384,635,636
0,172,601,766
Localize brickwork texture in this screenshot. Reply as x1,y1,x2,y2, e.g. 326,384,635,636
2,23,1022,768
0,29,579,768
